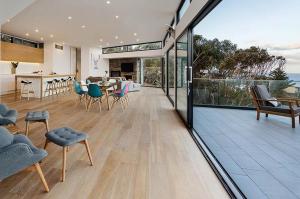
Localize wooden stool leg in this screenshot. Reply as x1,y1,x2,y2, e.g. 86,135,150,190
34,163,50,192
25,121,30,136
45,120,50,132
83,140,94,166
62,147,67,182
44,139,49,150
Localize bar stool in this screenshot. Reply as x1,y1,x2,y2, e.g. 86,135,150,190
60,78,68,94
53,79,61,95
20,80,35,100
66,77,73,93
44,80,57,97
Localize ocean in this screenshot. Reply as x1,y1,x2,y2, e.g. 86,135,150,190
288,73,300,82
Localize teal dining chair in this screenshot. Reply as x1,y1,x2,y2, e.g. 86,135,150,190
73,81,87,108
87,84,104,112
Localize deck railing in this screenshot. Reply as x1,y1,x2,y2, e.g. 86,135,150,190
193,78,299,108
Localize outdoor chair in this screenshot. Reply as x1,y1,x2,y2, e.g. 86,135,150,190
250,85,300,128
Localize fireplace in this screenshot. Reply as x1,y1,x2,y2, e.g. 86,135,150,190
124,75,133,80
110,71,121,77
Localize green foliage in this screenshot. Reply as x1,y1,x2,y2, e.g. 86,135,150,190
269,67,288,80
193,35,287,80
192,35,296,107
143,58,162,87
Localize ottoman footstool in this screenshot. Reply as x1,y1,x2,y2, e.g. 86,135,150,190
44,127,93,182
25,111,49,137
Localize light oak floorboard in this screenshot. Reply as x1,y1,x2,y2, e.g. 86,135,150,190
0,88,229,199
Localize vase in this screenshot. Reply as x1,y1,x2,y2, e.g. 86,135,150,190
11,67,16,74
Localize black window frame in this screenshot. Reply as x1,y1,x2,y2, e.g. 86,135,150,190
102,41,162,54
176,0,192,24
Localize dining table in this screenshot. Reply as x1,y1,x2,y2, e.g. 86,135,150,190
82,82,118,110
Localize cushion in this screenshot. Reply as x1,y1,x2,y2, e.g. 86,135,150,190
45,127,87,146
267,97,280,107
25,111,49,121
261,105,300,115
0,127,14,148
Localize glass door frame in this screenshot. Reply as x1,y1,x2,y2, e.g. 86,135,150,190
171,0,246,198
166,44,175,106
175,30,193,127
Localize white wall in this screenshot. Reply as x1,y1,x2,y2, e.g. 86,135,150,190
0,61,40,75
80,47,109,81
162,0,208,54
43,42,76,75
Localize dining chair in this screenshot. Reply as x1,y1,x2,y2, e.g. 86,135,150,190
87,84,104,112
106,79,117,93
111,84,129,111
86,79,92,85
73,81,87,108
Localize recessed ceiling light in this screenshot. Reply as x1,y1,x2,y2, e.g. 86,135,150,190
115,15,119,19
25,33,29,36
133,33,137,36
120,41,123,44
68,16,72,20
35,29,39,33
115,36,119,39
6,19,10,23
81,25,86,28
106,1,111,4
50,34,54,38
99,39,103,42
136,39,140,42
62,42,65,45
40,37,44,41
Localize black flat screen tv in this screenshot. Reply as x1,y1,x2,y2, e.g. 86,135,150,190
121,63,134,72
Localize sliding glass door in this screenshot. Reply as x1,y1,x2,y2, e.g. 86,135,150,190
167,46,176,104
176,32,189,122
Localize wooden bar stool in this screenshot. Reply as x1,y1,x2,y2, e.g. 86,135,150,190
44,127,93,182
53,79,61,96
44,80,57,97
20,80,35,100
25,111,49,137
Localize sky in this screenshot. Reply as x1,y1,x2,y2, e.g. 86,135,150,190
193,0,300,73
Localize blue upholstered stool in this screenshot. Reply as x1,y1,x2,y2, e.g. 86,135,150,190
44,127,93,182
25,111,50,137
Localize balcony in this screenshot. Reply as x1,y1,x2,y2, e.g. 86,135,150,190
193,79,300,198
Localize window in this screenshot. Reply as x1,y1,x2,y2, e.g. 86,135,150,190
102,46,127,54
102,42,162,54
141,58,162,87
192,0,300,198
178,0,190,21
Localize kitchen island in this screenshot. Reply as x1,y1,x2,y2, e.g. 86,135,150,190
15,74,75,99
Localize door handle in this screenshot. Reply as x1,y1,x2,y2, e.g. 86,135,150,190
188,66,192,83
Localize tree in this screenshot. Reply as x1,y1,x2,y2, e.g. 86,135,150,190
269,66,288,80
193,35,237,78
220,47,286,79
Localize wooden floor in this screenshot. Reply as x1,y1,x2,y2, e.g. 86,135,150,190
194,107,300,199
0,88,228,199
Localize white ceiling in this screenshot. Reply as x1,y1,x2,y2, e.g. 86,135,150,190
1,0,180,48
0,0,37,24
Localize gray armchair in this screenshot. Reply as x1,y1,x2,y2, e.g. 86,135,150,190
0,127,49,192
0,104,18,126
